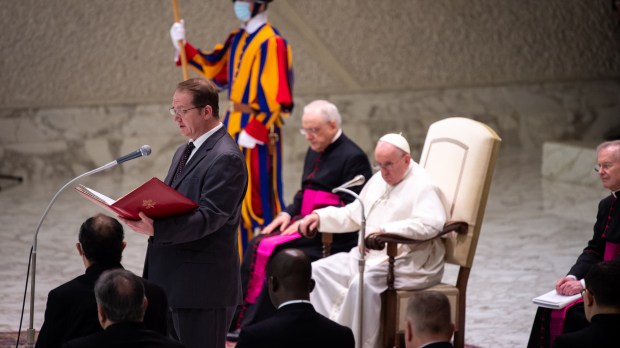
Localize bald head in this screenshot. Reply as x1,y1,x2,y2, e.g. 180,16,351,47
266,249,315,307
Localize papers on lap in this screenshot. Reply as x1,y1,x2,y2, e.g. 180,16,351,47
75,177,198,220
532,290,581,309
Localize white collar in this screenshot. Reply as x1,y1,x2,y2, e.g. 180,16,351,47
278,299,312,309
242,12,268,34
331,129,342,144
187,123,223,161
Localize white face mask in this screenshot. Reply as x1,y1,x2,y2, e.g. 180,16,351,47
234,1,252,22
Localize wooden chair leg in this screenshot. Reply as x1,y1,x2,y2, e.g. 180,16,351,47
321,232,333,258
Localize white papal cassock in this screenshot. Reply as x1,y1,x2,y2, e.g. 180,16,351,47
310,161,447,348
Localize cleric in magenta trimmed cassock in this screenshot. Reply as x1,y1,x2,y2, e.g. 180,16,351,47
170,0,294,253
528,140,620,348
231,100,373,333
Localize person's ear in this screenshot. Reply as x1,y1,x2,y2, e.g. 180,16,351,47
203,105,213,119
121,241,127,252
269,276,279,293
97,304,107,328
76,242,83,256
405,319,413,344
404,154,411,165
308,278,316,293
585,289,595,307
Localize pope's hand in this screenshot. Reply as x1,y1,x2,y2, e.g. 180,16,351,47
298,213,320,237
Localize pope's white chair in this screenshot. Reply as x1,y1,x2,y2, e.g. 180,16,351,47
365,117,501,348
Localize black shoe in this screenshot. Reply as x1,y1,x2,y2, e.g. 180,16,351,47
226,328,241,342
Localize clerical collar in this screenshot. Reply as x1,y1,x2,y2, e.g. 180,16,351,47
278,299,312,309
613,190,619,199
331,129,342,144
242,12,268,34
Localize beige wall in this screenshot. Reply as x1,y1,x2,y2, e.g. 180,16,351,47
1,0,618,107
1,0,619,201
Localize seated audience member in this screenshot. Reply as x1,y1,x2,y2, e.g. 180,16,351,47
528,140,620,348
36,214,168,348
236,249,354,348
552,260,620,348
62,269,184,348
230,100,372,335
405,291,454,348
299,133,448,348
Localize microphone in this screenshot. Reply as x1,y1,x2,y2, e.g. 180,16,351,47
332,175,366,193
116,145,152,164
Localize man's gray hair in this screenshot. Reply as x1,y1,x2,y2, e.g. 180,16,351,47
303,100,342,127
406,291,452,337
597,140,620,159
95,269,145,323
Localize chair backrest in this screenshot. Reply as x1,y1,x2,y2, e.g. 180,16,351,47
419,117,501,268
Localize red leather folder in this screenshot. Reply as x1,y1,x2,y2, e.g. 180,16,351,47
75,177,198,220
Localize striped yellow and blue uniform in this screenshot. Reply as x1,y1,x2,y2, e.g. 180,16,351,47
180,23,294,255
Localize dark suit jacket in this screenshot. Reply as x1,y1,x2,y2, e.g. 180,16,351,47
144,126,248,309
236,302,355,348
552,313,620,348
61,322,185,348
35,263,168,348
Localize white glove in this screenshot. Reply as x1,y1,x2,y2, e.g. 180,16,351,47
237,130,264,149
170,20,185,51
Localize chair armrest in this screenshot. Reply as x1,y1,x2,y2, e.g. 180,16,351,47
365,221,468,250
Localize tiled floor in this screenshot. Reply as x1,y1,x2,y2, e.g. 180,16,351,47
0,146,603,348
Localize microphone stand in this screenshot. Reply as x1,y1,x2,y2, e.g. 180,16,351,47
332,187,365,348
26,160,117,347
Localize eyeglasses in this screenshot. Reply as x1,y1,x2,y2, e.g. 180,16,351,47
299,127,322,136
594,162,615,173
373,154,407,171
169,105,205,117
580,288,593,298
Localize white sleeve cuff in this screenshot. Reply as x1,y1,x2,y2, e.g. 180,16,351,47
238,130,264,148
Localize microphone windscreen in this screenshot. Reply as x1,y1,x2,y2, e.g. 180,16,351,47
140,145,152,157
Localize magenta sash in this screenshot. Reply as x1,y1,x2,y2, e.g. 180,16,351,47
244,189,341,304
245,233,301,303
300,189,341,216
548,242,619,345
549,298,584,346
604,241,620,261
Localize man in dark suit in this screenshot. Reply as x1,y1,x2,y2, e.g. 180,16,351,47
552,260,620,348
236,248,355,348
35,214,168,348
62,269,185,348
122,77,248,348
405,291,454,348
